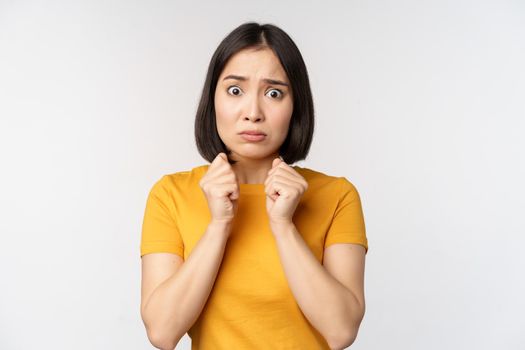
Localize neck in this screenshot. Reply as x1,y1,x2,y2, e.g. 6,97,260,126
230,152,279,184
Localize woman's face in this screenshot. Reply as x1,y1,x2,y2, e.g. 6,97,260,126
214,47,293,162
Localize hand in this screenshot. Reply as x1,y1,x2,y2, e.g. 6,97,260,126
199,152,239,224
264,157,308,228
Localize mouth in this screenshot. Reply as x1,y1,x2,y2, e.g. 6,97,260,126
239,133,266,142
239,130,267,136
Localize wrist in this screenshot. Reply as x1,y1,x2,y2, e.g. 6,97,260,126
269,219,294,231
210,218,234,229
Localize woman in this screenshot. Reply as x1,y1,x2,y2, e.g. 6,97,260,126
140,22,368,350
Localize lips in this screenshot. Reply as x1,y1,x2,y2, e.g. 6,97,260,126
239,130,266,136
240,133,266,142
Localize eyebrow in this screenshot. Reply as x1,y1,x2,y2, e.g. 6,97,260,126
222,74,290,87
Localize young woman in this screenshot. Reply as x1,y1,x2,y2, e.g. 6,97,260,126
140,22,368,350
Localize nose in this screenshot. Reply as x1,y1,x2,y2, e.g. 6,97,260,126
244,93,264,122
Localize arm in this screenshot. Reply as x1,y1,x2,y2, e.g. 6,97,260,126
271,222,366,350
140,220,232,350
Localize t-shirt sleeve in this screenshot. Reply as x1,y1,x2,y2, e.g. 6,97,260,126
324,177,368,254
140,175,184,259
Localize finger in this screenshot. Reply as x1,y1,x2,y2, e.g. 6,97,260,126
207,169,238,186
265,180,282,200
213,183,239,199
217,152,231,166
268,158,284,176
210,152,233,173
265,174,305,194
209,152,226,170
265,168,297,186
268,162,298,179
205,161,237,186
266,166,308,191
265,179,299,199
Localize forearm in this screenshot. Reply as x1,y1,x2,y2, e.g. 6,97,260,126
271,222,362,349
143,220,232,348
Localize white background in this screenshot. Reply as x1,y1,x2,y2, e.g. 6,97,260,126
1,0,524,349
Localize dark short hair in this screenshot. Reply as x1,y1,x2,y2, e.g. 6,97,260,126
194,22,315,165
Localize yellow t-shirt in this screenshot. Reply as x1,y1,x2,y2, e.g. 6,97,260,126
140,164,368,349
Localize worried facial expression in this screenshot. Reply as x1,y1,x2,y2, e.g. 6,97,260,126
214,47,294,161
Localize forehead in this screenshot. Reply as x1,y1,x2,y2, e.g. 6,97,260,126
219,48,288,81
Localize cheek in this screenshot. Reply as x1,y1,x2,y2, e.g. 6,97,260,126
269,104,293,132
214,93,224,119
214,97,230,130
215,95,237,123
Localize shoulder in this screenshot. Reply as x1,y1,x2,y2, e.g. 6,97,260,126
294,165,358,195
149,164,209,194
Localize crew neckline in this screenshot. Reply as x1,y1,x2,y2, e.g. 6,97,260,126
196,164,302,195
239,183,265,195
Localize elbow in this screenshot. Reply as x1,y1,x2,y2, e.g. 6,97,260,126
326,327,358,350
328,333,357,350
143,316,182,350
141,307,182,350
147,328,180,350
327,299,365,349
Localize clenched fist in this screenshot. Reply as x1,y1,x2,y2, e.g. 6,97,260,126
199,152,239,224
264,157,308,232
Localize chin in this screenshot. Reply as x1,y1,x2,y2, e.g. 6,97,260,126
229,148,273,161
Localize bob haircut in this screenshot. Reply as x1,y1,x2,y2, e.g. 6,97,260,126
194,21,315,165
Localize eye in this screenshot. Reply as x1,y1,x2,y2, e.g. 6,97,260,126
266,88,283,99
227,85,243,96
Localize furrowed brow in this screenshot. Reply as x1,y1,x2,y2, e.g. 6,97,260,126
222,74,289,87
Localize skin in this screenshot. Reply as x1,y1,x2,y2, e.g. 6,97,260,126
212,46,309,226
209,48,365,348
140,46,365,350
214,46,294,185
